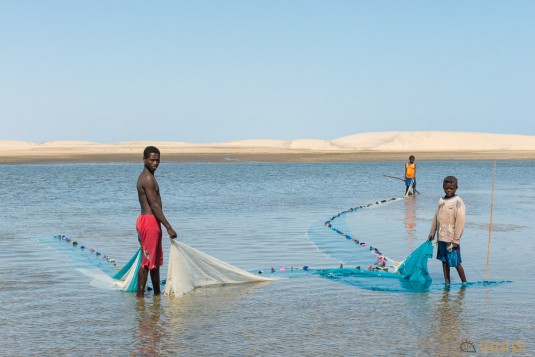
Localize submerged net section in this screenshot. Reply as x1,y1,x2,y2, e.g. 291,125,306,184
316,240,434,292
48,234,120,276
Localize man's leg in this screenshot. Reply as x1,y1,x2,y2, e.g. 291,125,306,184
137,267,148,297
150,267,161,295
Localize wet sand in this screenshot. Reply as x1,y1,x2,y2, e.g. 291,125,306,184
2,150,535,164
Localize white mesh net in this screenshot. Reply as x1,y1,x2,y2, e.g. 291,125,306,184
164,240,272,296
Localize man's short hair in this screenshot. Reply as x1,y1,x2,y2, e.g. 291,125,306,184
143,146,160,159
443,176,458,187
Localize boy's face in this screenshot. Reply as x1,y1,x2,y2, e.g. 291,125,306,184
443,182,457,197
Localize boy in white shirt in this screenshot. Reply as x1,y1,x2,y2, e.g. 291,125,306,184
428,176,467,285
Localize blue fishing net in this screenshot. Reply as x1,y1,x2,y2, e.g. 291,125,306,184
317,241,433,292
112,248,141,293
317,240,511,292
317,268,432,292
396,240,433,282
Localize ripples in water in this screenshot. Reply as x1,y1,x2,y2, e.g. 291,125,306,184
1,161,534,355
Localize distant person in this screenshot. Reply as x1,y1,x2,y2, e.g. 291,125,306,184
404,155,417,196
136,146,177,297
428,176,467,285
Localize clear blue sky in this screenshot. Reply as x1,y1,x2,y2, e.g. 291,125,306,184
1,1,534,143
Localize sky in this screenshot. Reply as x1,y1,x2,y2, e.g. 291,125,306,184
1,1,534,143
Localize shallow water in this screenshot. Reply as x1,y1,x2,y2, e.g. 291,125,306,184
1,161,533,356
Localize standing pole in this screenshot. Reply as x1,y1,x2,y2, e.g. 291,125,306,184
485,160,496,281
383,174,420,194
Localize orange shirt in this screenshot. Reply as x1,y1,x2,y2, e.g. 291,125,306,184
405,163,415,179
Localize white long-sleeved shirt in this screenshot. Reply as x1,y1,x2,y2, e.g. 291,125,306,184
429,195,465,245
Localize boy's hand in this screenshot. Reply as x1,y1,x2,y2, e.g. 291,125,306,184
428,235,434,241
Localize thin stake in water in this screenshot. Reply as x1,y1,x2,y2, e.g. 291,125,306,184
485,160,496,281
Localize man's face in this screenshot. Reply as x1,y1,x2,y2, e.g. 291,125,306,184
144,153,160,172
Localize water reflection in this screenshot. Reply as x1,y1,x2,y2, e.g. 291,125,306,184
424,287,468,356
404,197,417,243
2,162,534,356
134,297,166,356
166,281,270,322
163,282,270,354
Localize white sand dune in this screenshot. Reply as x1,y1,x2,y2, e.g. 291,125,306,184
208,139,339,151
332,132,535,151
1,131,534,163
120,132,535,152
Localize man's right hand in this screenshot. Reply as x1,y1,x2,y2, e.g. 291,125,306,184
167,227,178,239
428,235,434,241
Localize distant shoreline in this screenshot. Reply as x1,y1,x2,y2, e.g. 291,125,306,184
2,151,535,164
2,131,535,163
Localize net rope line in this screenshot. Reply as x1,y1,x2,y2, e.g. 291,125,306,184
53,235,118,267
324,196,407,271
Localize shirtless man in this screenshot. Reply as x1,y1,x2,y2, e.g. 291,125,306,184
136,146,177,297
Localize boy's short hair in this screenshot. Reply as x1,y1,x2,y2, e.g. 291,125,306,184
443,176,458,187
143,146,160,159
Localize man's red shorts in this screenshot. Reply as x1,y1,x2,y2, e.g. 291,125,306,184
136,215,163,270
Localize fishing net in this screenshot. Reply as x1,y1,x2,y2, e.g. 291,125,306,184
114,198,435,294
113,240,272,296
112,248,142,292
306,197,437,291
164,240,272,296
395,240,433,282
315,240,433,292
51,189,510,296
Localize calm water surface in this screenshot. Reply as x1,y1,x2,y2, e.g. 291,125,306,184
1,161,533,356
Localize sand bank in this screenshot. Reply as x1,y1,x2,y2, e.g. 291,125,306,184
1,131,535,164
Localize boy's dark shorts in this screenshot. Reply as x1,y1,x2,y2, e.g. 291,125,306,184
437,241,462,267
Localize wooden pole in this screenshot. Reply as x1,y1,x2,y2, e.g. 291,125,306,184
383,174,420,194
485,160,496,281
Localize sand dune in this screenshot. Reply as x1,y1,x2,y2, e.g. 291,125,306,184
333,132,535,151
1,131,535,163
